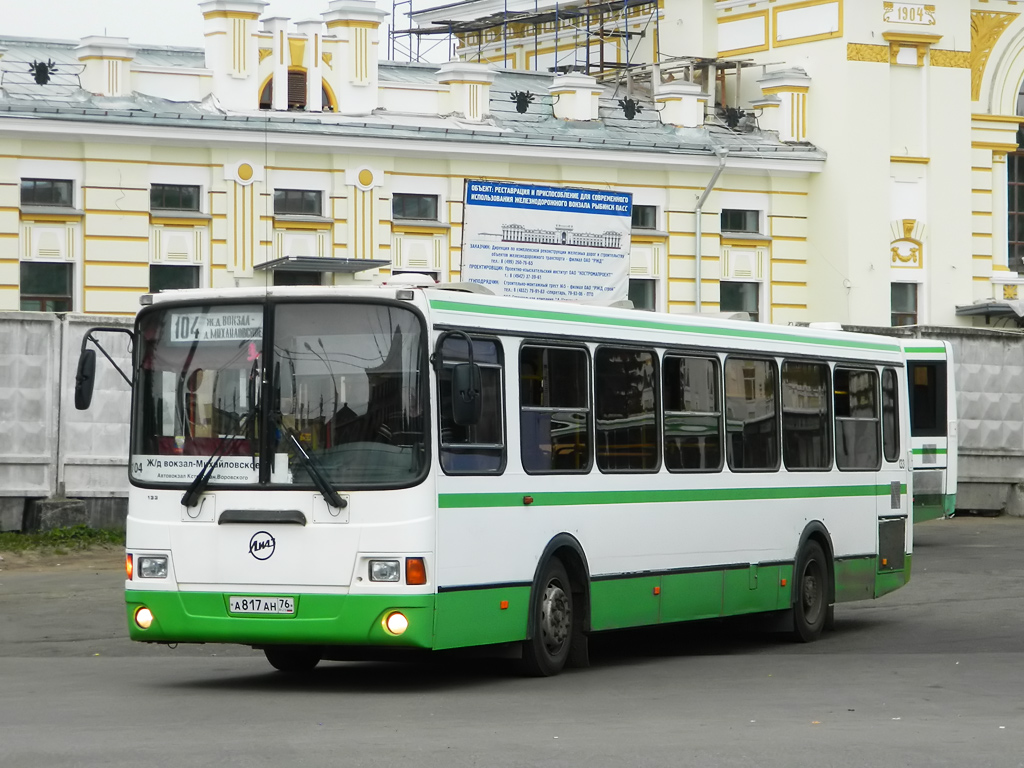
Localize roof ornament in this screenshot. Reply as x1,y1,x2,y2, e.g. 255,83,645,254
618,97,642,120
28,59,58,85
510,90,535,114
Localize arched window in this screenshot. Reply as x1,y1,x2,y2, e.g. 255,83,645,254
259,71,334,111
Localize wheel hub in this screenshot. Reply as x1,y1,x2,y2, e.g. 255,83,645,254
539,581,570,653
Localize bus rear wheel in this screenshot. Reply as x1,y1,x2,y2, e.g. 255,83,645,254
792,540,830,643
520,558,573,677
264,645,322,674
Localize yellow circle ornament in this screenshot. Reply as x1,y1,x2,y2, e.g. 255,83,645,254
358,169,374,187
238,163,254,182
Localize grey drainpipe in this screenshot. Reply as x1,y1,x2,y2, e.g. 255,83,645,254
694,146,729,313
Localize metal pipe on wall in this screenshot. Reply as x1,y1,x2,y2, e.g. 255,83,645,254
694,146,729,313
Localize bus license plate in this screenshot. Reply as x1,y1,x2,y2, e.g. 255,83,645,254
228,596,295,615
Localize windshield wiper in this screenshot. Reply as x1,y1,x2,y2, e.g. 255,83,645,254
273,414,347,509
180,412,257,508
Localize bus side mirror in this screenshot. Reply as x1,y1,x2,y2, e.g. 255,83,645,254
450,363,482,426
74,349,97,410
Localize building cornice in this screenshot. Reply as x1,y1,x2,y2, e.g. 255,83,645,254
0,114,825,175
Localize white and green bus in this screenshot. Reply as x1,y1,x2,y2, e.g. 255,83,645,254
902,341,957,523
77,283,920,676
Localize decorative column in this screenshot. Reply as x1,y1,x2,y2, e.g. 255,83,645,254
323,0,390,117
757,68,812,143
76,36,136,97
200,0,268,111
437,62,495,122
655,81,708,128
263,16,291,111
549,73,602,121
297,18,324,113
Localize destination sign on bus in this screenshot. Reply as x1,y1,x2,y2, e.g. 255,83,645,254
169,310,263,344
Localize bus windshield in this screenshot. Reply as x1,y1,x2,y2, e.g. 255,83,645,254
131,300,428,489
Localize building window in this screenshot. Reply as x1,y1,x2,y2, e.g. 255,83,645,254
150,265,200,293
273,270,322,286
1008,150,1024,272
21,262,72,311
721,209,759,233
720,281,760,321
151,184,201,212
21,179,73,207
628,279,655,310
259,75,334,111
392,193,439,221
274,189,323,217
891,283,917,326
631,205,657,230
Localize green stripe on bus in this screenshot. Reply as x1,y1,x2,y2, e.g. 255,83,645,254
912,447,947,455
439,484,906,509
428,299,902,352
904,346,946,354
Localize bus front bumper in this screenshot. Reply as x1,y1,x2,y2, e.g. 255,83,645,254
125,589,436,648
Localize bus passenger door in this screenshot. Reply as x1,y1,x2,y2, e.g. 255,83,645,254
876,366,909,597
904,343,953,523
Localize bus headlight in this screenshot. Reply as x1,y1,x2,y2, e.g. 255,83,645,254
134,607,155,629
137,556,168,579
369,560,400,582
383,612,409,635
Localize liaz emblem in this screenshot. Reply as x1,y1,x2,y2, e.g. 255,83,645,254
249,531,276,561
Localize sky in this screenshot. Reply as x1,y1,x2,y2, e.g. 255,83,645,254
5,0,390,47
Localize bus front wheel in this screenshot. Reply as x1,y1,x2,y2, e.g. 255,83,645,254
520,558,574,677
792,540,831,643
264,645,322,674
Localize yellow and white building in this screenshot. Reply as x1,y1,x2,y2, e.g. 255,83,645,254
1,0,1023,327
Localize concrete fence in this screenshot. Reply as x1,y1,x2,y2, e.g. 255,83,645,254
0,312,132,531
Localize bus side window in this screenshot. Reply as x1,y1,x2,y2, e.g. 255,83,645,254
594,346,659,473
520,345,591,474
438,336,505,474
663,355,722,472
834,368,881,471
882,367,900,463
781,360,832,471
908,362,947,438
724,357,780,472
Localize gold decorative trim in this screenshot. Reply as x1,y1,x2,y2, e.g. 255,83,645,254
325,20,382,29
289,38,306,67
322,52,333,69
258,47,272,63
891,155,931,164
971,10,1019,101
881,32,942,45
150,216,211,227
203,10,260,19
931,49,970,68
972,113,1024,124
848,43,889,62
973,140,1021,152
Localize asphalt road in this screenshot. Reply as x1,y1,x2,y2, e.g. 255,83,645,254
2,516,1023,767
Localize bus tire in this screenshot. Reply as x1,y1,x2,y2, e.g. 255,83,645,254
520,558,574,677
792,540,830,643
264,645,322,674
